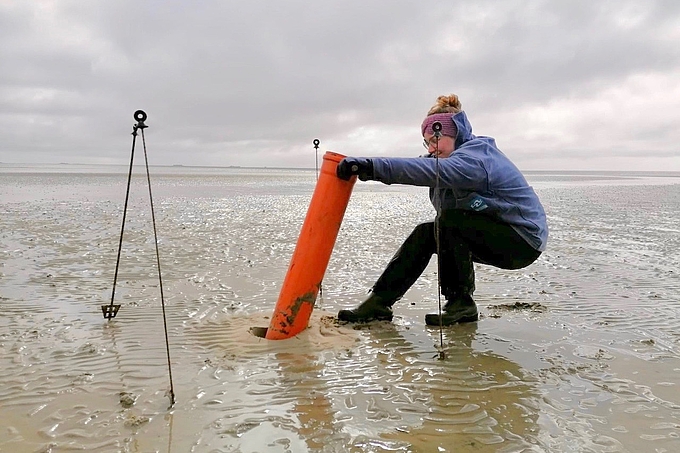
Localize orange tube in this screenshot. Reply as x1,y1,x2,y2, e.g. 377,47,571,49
265,151,356,340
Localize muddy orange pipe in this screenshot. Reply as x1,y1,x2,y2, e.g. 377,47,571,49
265,151,356,340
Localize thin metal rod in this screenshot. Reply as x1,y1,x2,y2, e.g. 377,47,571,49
108,131,136,314
140,127,175,406
433,136,445,354
313,139,320,181
313,139,322,297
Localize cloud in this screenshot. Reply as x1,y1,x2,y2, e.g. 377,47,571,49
0,0,679,170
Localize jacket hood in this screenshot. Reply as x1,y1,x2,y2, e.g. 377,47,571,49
451,111,475,149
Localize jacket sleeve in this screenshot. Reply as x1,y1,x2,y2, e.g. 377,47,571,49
371,153,488,192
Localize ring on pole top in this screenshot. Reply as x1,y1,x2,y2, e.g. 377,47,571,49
313,139,320,149
133,110,148,131
432,121,442,137
134,110,147,122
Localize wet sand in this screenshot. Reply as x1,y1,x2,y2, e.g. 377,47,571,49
1,165,679,452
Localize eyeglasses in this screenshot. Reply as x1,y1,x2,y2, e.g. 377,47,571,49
422,136,440,150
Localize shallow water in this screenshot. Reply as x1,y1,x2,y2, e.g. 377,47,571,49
1,165,680,452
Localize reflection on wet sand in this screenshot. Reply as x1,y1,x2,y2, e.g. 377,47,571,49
185,313,539,452
351,322,539,451
277,352,341,450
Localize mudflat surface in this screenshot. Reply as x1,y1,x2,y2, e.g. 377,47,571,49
1,166,679,452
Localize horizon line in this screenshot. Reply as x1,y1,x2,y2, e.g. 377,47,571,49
1,162,680,174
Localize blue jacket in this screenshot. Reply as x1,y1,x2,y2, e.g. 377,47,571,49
370,111,548,251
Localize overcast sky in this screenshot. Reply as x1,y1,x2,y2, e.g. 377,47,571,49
1,0,679,171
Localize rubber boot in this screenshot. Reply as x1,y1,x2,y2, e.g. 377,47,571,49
337,293,394,323
425,295,478,326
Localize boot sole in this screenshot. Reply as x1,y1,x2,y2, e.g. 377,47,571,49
424,312,478,326
337,309,393,323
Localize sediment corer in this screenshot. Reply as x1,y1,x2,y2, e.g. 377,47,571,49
262,151,357,340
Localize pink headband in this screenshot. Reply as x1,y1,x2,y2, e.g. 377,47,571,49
421,113,457,139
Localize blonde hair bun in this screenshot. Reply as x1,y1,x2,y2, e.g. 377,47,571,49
427,94,462,115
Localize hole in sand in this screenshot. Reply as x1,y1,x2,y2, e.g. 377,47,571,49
249,326,268,338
